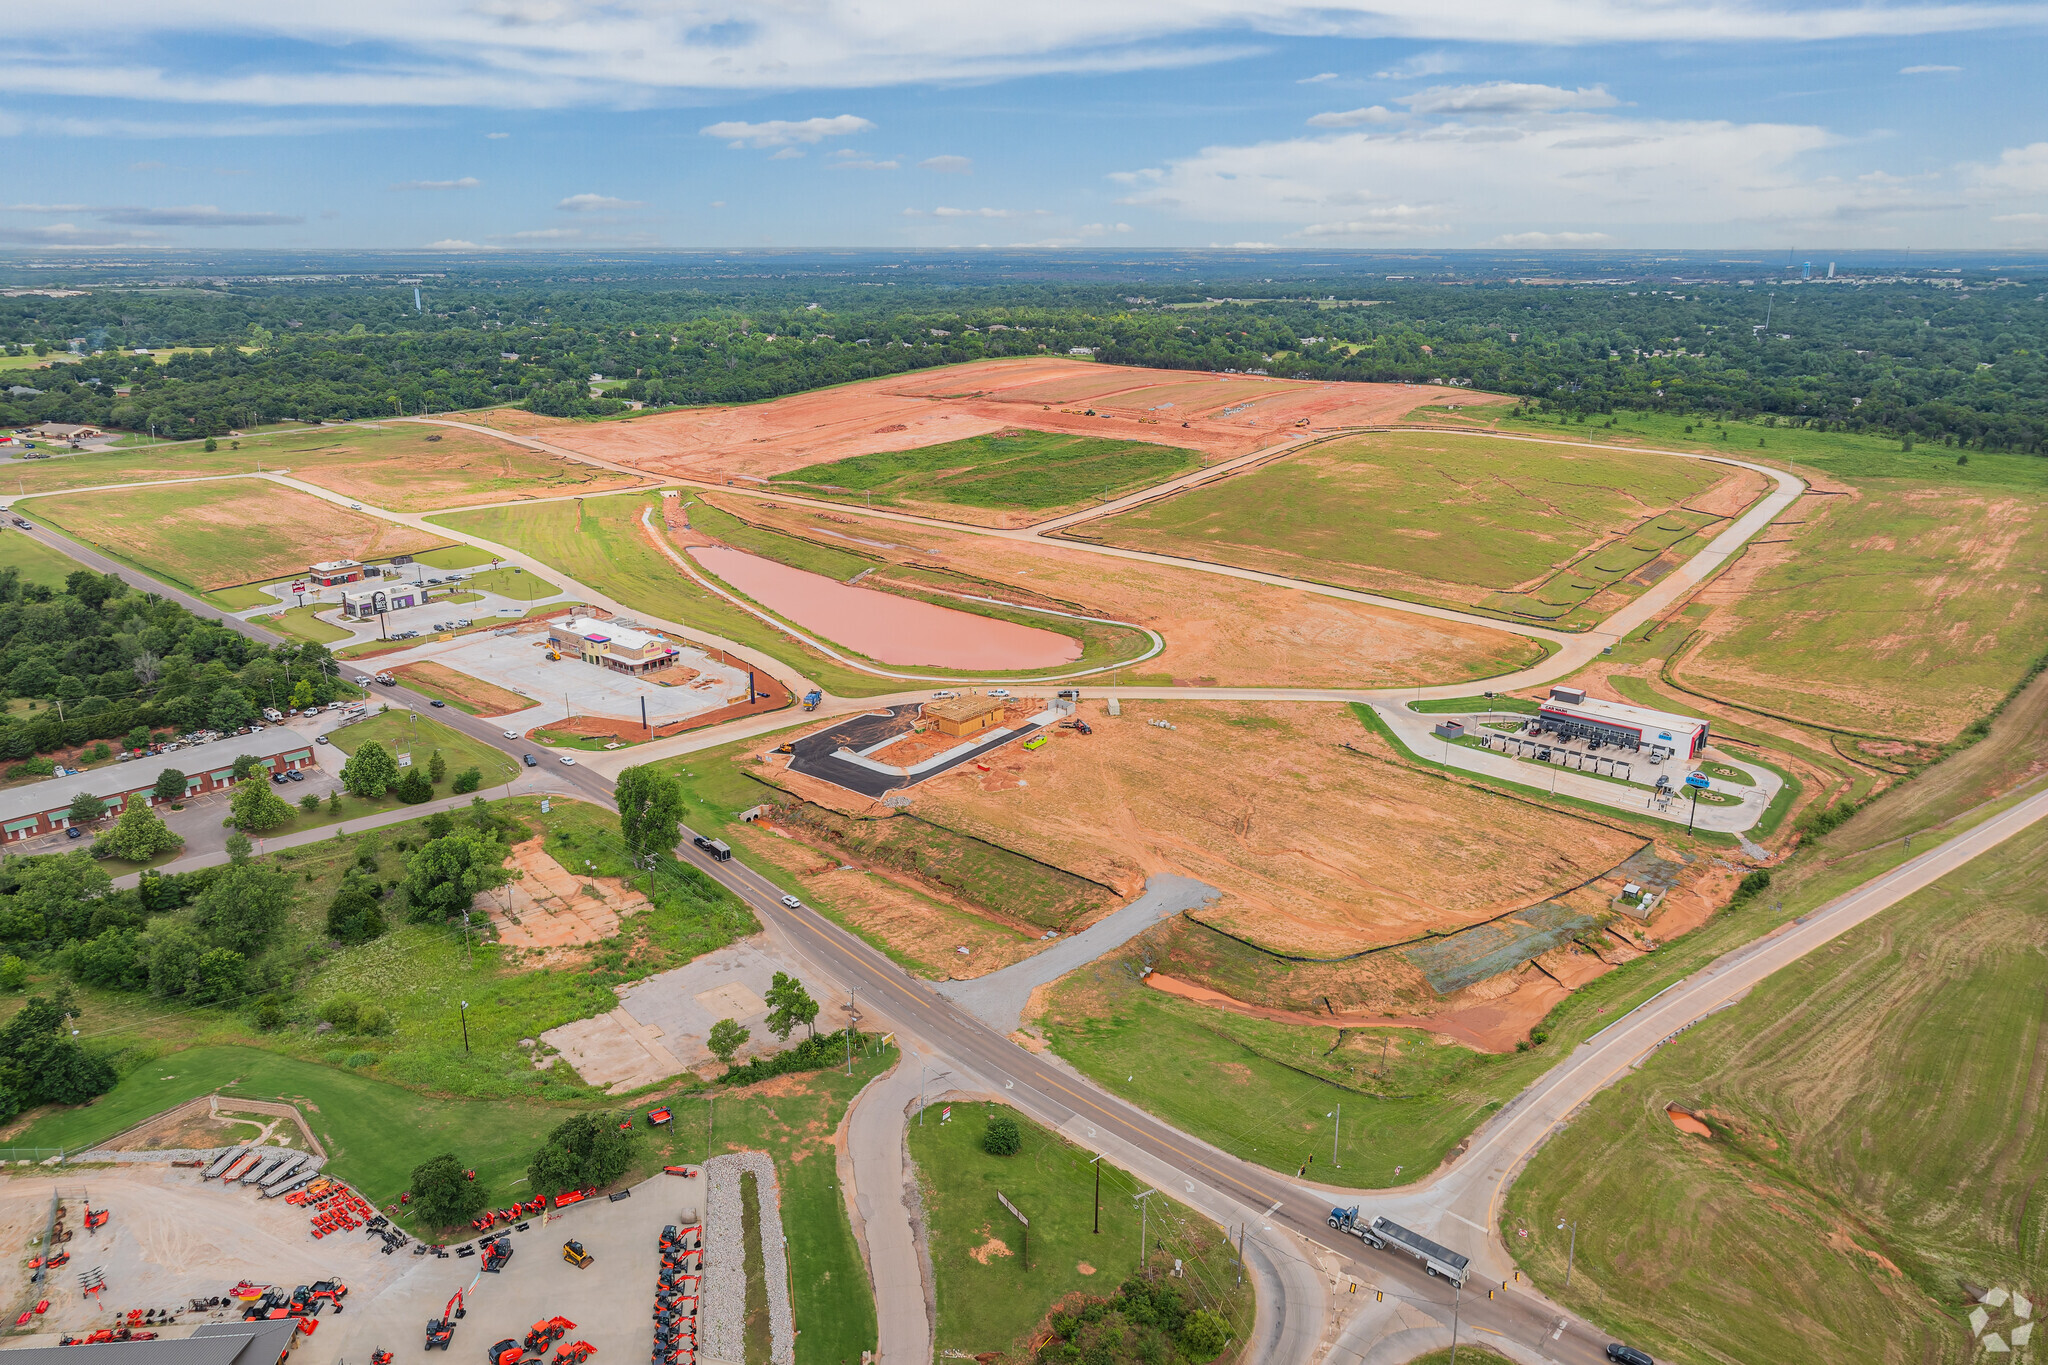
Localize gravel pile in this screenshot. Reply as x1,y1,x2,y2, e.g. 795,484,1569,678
701,1152,794,1365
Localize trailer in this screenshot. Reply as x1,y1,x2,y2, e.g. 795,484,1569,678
691,835,733,863
1325,1208,1469,1286
259,1154,308,1188
202,1150,242,1181
241,1154,288,1186
220,1152,262,1183
266,1170,318,1200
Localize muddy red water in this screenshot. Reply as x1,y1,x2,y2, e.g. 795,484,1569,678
689,546,1083,671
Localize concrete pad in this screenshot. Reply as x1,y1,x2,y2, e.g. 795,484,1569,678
692,983,765,1019
540,1009,686,1095
492,838,646,950
614,939,806,1072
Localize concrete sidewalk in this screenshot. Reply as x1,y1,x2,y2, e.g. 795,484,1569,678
840,1049,937,1365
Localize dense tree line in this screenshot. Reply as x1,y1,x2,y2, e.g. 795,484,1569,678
0,567,345,763
2,272,2041,450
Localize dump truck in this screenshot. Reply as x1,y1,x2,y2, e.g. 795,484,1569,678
802,689,822,711
1326,1208,1469,1285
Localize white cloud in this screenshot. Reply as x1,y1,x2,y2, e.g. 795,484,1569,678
98,204,302,226
709,200,726,208
1078,222,1135,235
831,158,900,170
1991,211,2048,222
1298,72,1339,84
1966,141,2048,196
702,114,874,149
1308,105,1398,128
0,223,159,246
2,203,92,213
2,3,2027,108
1399,82,1617,114
502,227,583,239
556,193,642,211
485,131,510,139
1485,230,1617,245
1899,63,1962,72
1373,51,1459,79
390,176,480,190
904,205,1034,218
920,155,974,174
1113,111,1892,241
423,238,492,249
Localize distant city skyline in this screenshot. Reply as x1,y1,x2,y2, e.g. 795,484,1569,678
3,1,2044,251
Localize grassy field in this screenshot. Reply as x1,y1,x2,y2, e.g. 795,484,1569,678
1407,696,1540,715
461,565,559,597
30,478,451,591
0,424,647,510
330,709,522,785
249,603,354,644
1672,469,2048,743
767,429,1203,519
412,544,501,570
910,1102,1248,1361
1502,819,2048,1365
1072,430,1723,614
206,582,284,610
0,531,80,587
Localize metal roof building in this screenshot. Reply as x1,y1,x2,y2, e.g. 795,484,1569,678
3,1318,303,1365
1536,687,1709,758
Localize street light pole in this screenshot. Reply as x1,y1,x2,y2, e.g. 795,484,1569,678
1090,1154,1103,1234
459,1000,470,1054
1557,1218,1578,1288
1135,1188,1157,1270
845,985,861,1075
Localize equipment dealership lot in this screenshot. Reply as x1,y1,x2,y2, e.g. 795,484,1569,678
0,1166,710,1365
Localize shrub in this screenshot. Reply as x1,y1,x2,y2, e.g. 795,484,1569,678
452,767,483,794
718,1029,863,1086
0,957,25,991
299,792,320,813
254,998,287,1031
428,749,446,784
355,1003,390,1035
393,768,434,804
320,995,363,1032
982,1111,1022,1156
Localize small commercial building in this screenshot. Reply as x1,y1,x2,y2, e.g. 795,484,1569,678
31,422,102,440
0,742,315,844
545,617,682,675
2,1317,304,1365
1536,687,1709,758
924,694,1008,739
307,559,363,587
338,585,422,618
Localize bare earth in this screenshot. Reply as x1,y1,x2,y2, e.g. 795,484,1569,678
391,661,533,716
793,700,1643,957
466,359,1482,485
706,494,1544,688
489,837,649,952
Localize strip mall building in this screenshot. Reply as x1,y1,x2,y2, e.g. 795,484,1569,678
0,741,317,844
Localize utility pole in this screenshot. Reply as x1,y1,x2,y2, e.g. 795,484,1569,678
845,985,861,1075
1557,1218,1578,1289
1449,1277,1463,1365
1333,1103,1341,1168
1135,1188,1158,1271
919,1061,949,1126
1089,1154,1104,1234
459,1000,470,1054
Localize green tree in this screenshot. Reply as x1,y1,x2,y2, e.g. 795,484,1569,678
68,928,147,991
229,778,295,832
452,766,482,794
0,851,112,943
393,767,433,804
95,801,184,861
325,872,386,944
126,726,151,752
66,791,107,828
289,679,315,709
146,924,206,997
225,831,253,864
191,862,295,955
230,754,263,781
763,971,819,1040
428,749,446,784
1180,1311,1230,1361
982,1112,1021,1156
525,1112,633,1196
203,437,218,453
340,740,399,798
409,1153,488,1229
0,957,26,991
190,947,246,1005
616,764,686,858
327,790,343,815
707,1018,748,1065
402,829,510,922
151,767,188,803
298,792,320,813
0,992,114,1106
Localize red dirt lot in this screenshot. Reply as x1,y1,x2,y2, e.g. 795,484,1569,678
481,359,1484,485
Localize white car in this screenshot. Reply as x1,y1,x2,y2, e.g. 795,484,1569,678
558,754,576,765
354,675,372,685
931,690,959,699
347,502,363,510
988,688,1013,699
502,730,521,739
779,895,802,909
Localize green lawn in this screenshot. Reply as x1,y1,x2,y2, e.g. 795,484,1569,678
206,583,285,610
911,1103,1248,1361
1406,695,1540,715
1697,759,1754,785
250,604,354,644
1502,819,2048,1365
0,532,81,588
413,544,501,570
329,709,521,785
1075,430,1722,617
767,430,1204,517
460,565,559,598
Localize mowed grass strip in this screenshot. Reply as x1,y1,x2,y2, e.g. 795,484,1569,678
911,1102,1246,1360
31,478,451,591
0,530,84,588
1503,819,2048,1365
330,708,521,782
768,429,1203,514
1075,431,1720,606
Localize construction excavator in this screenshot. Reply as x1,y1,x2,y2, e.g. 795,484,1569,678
481,1239,514,1274
425,1288,466,1350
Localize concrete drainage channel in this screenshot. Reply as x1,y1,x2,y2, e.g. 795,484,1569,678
701,1153,794,1365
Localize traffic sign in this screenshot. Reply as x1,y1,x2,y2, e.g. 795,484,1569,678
1685,771,1710,789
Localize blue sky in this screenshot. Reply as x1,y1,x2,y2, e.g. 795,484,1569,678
3,1,2045,251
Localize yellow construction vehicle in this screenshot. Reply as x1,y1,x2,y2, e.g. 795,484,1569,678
545,649,562,661
561,1240,592,1269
